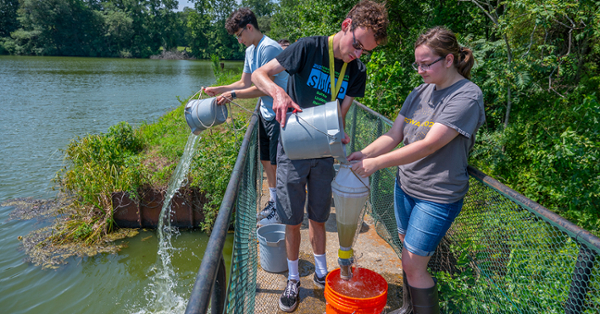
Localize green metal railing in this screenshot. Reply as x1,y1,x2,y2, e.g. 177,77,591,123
187,101,600,314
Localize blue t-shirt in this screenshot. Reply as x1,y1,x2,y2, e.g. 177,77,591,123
243,35,289,121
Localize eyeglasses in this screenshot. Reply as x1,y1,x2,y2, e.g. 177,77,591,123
234,27,246,40
412,56,445,71
351,27,371,55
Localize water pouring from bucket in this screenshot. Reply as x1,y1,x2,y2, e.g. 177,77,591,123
332,163,370,280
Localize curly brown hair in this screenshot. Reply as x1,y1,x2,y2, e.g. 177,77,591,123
346,1,389,45
225,8,259,35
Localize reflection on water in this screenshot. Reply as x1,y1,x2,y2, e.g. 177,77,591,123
0,56,240,314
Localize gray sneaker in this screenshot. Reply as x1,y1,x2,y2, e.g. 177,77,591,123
258,209,281,226
279,279,300,312
257,201,275,220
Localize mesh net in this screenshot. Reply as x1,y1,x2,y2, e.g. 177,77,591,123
224,123,260,314
223,102,600,313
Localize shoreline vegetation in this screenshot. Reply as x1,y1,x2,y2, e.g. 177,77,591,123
150,48,195,60
2,0,598,268
5,63,251,269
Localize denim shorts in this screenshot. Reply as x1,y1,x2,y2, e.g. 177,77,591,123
394,180,463,257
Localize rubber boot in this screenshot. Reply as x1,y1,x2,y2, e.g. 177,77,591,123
387,271,412,314
409,278,440,314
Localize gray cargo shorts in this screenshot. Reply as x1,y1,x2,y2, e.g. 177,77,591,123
275,142,335,226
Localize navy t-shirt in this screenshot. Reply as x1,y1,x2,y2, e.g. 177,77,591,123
275,36,366,109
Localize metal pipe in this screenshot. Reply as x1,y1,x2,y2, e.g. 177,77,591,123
210,255,227,314
353,100,394,125
185,104,260,314
564,245,596,314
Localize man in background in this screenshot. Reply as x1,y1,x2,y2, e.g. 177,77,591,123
252,1,388,311
204,8,288,226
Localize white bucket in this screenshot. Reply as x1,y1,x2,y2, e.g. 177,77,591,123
257,224,288,273
280,100,348,163
184,97,228,135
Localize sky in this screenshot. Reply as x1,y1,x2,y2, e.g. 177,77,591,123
177,0,194,11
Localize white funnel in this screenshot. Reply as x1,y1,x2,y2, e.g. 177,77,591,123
332,163,370,252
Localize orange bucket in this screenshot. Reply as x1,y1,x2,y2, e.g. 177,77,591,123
324,267,388,314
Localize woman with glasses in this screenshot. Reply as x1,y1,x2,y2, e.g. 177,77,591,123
348,26,485,314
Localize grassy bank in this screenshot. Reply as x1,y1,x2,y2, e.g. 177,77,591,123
49,68,256,248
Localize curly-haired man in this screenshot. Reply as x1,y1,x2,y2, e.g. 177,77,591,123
252,1,388,312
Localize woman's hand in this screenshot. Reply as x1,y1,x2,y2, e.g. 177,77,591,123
351,158,380,178
347,151,365,162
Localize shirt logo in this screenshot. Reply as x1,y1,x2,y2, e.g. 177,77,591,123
307,64,348,100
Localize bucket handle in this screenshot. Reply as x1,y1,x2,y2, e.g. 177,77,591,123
266,238,285,247
291,109,336,141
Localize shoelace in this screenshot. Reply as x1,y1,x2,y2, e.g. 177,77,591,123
265,210,277,219
283,281,298,298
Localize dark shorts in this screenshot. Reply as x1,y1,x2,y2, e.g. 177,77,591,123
259,113,280,165
275,142,335,225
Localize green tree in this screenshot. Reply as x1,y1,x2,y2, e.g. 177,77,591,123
11,0,104,56
0,0,20,38
103,10,134,57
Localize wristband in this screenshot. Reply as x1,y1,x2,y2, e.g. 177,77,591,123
231,91,237,99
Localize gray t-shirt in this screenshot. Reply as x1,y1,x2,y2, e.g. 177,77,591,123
397,79,485,203
243,35,289,121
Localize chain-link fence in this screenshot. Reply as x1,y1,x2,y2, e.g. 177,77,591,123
191,101,600,314
346,102,600,314
224,119,260,314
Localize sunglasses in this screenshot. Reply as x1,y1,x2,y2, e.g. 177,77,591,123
351,27,371,55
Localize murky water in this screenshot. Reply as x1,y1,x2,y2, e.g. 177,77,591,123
0,56,240,314
328,267,387,299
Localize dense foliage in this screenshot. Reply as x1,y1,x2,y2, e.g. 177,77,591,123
270,0,600,235
0,0,277,58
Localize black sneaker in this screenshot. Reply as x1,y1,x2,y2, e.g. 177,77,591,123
257,201,275,220
279,279,300,312
313,272,327,289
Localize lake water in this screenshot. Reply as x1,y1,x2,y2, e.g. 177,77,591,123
0,56,240,313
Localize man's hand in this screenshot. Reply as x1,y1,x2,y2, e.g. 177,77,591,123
203,86,222,97
273,89,302,128
216,91,235,105
341,132,350,144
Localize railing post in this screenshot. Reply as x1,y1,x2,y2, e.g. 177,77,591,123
565,245,596,314
370,118,383,205
350,103,358,153
210,254,227,314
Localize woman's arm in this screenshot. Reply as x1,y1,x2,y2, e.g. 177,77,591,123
347,113,406,161
351,122,459,177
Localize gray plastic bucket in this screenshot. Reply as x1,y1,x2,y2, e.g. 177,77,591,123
257,224,288,273
280,100,348,163
184,97,228,135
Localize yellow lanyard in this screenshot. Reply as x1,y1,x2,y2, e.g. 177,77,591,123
328,35,348,102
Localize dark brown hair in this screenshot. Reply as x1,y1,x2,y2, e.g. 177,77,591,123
225,8,259,35
415,26,475,79
346,1,389,45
